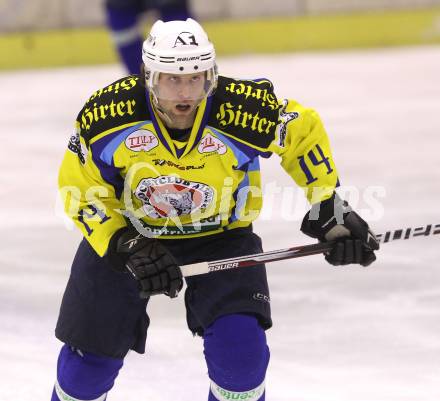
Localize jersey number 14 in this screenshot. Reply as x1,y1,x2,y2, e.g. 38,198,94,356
298,144,333,185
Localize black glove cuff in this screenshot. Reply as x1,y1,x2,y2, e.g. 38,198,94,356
107,227,153,272
300,192,351,241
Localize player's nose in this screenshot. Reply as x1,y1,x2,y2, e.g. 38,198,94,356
178,82,192,100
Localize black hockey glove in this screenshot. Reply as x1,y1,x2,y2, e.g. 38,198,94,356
301,193,379,267
108,228,183,298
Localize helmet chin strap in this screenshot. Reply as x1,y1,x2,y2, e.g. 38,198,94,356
144,71,175,127
144,66,217,129
152,98,176,128
150,92,204,130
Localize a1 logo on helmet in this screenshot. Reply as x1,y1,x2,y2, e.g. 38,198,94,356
173,32,199,47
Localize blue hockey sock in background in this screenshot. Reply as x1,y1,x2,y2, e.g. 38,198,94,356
158,0,191,21
203,314,270,401
105,1,191,74
51,344,123,401
105,5,143,74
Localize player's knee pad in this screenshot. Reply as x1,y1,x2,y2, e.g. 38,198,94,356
51,344,123,401
203,314,270,401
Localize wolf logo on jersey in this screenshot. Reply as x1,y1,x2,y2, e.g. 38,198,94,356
135,176,215,218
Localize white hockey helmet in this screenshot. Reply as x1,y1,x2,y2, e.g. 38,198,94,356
142,18,218,103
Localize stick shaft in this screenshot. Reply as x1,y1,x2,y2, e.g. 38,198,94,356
376,223,440,243
180,242,334,277
180,223,439,277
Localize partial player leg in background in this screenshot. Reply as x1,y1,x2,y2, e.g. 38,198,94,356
204,314,270,401
105,0,191,75
51,344,123,401
105,0,144,74
153,0,192,21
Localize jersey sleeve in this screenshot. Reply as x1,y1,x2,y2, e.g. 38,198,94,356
269,99,340,204
58,119,127,257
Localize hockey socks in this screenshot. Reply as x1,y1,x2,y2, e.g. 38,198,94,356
203,314,270,401
51,344,123,401
105,5,143,74
156,0,191,22
105,1,191,75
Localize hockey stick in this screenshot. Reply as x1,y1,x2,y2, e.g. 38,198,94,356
180,223,440,277
375,223,439,243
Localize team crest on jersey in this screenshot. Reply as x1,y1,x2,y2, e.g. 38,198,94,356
198,133,227,155
135,175,215,219
67,130,88,164
125,129,158,152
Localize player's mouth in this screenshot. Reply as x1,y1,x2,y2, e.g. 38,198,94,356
175,104,192,112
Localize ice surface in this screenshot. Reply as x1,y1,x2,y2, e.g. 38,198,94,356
0,46,439,401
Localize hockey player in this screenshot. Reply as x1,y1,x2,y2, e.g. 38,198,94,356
105,0,191,74
52,18,379,401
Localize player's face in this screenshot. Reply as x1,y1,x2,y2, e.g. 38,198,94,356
156,72,206,126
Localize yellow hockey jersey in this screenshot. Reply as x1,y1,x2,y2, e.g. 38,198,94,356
59,75,339,256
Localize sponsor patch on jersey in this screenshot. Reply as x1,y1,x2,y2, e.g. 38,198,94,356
125,129,158,152
276,99,299,147
67,130,88,164
135,175,215,219
198,133,227,155
209,76,281,149
133,213,222,236
152,159,205,170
